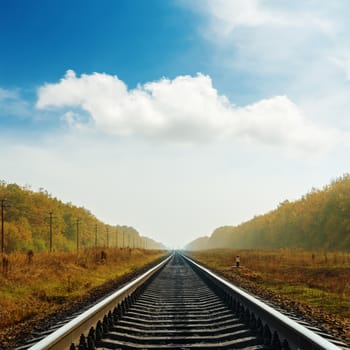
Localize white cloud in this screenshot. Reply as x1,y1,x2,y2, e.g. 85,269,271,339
36,70,336,156
185,0,334,39
0,87,19,101
178,0,350,142
0,87,31,118
330,55,350,81
178,0,342,99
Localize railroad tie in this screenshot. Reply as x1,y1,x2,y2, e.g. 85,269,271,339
96,255,262,349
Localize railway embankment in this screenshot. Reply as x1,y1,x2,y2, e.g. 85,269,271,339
0,248,167,349
187,249,350,345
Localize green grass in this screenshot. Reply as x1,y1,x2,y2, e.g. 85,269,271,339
266,282,350,317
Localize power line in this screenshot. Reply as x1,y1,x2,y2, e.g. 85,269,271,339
49,211,54,253
1,198,7,254
95,224,98,249
45,211,58,253
76,218,80,252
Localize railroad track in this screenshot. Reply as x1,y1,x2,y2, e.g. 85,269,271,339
23,253,348,350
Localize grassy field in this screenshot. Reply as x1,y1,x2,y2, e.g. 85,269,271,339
0,248,167,347
188,249,350,344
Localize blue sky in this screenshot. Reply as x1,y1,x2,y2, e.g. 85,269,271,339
1,1,350,247
0,1,204,86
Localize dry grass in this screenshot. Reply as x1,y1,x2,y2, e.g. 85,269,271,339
188,249,350,343
0,248,166,330
189,249,350,299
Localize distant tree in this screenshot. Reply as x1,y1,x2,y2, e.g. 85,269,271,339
187,174,350,251
0,180,162,252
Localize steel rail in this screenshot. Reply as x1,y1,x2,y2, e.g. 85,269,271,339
183,254,343,350
28,254,172,350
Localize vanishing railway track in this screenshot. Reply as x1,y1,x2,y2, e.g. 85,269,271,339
23,253,348,350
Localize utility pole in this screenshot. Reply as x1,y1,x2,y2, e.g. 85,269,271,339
95,224,98,249
76,219,80,252
49,211,53,253
106,227,109,248
1,198,6,254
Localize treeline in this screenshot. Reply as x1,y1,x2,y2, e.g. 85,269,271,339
187,174,350,251
0,181,164,253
